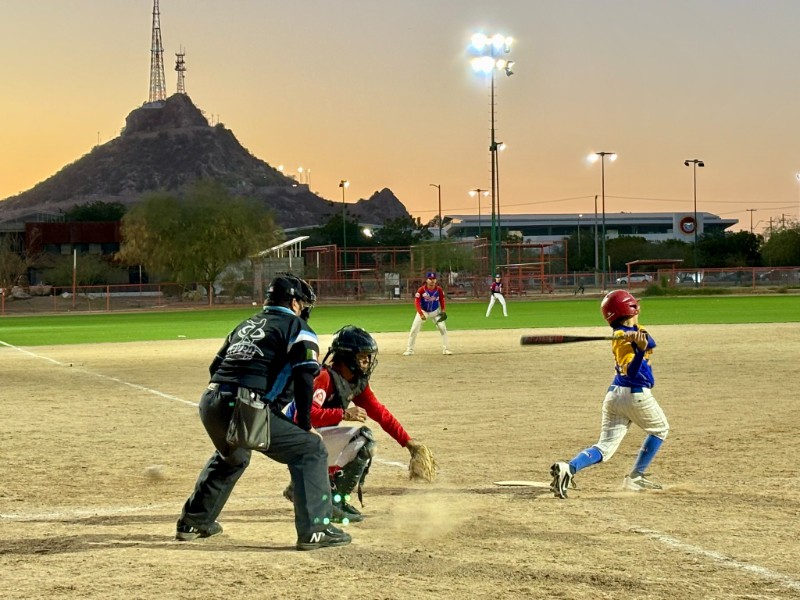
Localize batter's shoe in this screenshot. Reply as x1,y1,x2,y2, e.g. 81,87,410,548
622,473,662,491
403,349,414,356
550,461,574,499
296,525,352,550
175,520,223,541
442,349,453,355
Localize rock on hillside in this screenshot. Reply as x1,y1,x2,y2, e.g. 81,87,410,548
0,94,410,229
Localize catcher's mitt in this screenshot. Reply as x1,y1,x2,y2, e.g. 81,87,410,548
408,444,438,482
435,311,447,323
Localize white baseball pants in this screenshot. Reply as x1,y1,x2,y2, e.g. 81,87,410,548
405,309,449,352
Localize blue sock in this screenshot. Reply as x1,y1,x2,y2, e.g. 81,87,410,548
569,446,603,473
631,435,664,475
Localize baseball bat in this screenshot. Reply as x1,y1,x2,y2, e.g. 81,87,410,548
520,334,613,345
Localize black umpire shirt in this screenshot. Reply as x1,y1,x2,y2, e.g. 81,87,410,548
209,305,321,431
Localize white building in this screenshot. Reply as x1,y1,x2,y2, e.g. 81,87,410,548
443,211,738,244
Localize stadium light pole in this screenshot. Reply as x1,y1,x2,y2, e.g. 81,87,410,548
469,188,489,239
339,179,349,273
588,152,617,290
795,172,800,221
684,159,705,283
577,213,583,267
430,183,443,240
470,32,514,276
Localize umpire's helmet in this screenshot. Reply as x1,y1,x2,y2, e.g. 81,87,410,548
266,274,316,320
600,290,640,325
327,325,379,380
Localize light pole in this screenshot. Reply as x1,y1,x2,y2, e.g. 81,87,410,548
469,188,489,239
577,213,582,268
795,172,800,220
684,159,705,279
746,208,757,233
339,179,349,273
470,32,514,276
588,152,617,290
429,183,443,240
298,166,311,189
593,195,599,280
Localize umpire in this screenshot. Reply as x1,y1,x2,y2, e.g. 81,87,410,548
176,274,352,550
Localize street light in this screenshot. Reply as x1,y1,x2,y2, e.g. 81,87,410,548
577,213,583,266
469,188,489,238
684,159,705,279
470,32,514,276
795,172,800,220
429,183,443,240
588,152,617,290
339,179,349,273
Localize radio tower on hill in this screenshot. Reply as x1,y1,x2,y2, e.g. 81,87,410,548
175,47,186,94
148,0,167,103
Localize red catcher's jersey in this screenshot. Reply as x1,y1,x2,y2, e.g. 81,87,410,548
309,368,411,447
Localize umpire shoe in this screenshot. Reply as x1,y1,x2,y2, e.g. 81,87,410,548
550,461,574,499
175,519,223,541
622,473,662,491
296,525,352,550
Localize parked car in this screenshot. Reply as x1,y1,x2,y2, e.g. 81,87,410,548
615,273,653,285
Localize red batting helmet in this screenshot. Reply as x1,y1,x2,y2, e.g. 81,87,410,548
600,290,640,325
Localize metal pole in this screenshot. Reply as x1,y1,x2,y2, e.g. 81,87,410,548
430,183,442,240
693,162,697,270
489,68,497,277
594,195,599,277
340,183,347,273
601,157,606,291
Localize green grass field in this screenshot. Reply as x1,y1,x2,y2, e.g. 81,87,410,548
1,295,798,346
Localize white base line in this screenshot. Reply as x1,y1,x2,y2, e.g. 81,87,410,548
622,522,800,593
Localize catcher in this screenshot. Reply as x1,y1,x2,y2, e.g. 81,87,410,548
284,325,436,523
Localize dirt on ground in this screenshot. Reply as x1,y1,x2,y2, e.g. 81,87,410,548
1,323,799,599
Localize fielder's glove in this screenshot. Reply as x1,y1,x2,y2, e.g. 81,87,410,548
408,443,438,482
436,311,447,323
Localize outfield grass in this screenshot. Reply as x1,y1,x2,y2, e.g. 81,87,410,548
0,295,798,346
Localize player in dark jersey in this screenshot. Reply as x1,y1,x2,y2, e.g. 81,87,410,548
403,271,451,355
485,273,508,317
176,274,352,550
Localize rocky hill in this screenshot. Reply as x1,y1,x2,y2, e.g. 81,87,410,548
0,94,410,228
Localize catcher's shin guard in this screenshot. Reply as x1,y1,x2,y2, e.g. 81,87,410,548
332,429,376,508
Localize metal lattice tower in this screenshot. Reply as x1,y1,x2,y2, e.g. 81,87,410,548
148,0,167,103
175,47,186,94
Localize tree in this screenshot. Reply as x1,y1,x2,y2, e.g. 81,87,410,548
0,233,36,289
63,201,127,222
698,231,762,267
760,225,800,266
373,216,431,246
118,181,281,289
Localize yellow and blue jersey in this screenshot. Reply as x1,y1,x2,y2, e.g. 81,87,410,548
610,324,656,389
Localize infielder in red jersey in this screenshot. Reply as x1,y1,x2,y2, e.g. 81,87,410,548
403,271,451,355
284,325,426,523
486,273,508,317
550,289,670,498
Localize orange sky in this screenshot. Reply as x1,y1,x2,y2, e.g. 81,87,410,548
3,1,800,234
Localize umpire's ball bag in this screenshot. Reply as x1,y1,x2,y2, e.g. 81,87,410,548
226,387,271,450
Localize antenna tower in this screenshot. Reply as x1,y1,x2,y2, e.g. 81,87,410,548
175,47,186,94
148,0,167,103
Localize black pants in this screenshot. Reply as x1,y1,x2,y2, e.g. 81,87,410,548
179,387,332,537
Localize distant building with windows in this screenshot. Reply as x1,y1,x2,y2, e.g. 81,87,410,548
443,211,738,245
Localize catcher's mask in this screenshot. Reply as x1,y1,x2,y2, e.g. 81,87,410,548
265,274,316,321
325,325,379,380
600,289,640,325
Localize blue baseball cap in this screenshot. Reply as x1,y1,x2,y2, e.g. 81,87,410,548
426,272,437,279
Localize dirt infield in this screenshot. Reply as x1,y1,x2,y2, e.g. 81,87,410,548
2,323,799,599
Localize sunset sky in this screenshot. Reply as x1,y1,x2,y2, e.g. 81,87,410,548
3,1,800,234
